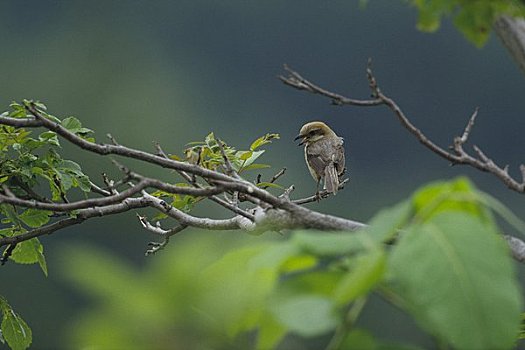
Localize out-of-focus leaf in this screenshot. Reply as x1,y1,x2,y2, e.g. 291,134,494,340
200,242,295,337
412,177,491,224
363,199,412,243
389,212,522,349
279,254,317,274
270,295,338,337
291,230,370,256
334,248,386,305
340,328,377,350
475,191,525,237
453,4,490,48
255,311,286,350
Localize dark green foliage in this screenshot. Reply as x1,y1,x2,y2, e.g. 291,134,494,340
408,0,525,47
61,178,523,350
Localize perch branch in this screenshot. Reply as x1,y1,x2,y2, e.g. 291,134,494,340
280,61,525,193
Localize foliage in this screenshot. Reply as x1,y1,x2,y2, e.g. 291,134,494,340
150,131,280,220
378,0,525,47
60,177,523,350
0,101,93,275
0,296,31,350
0,101,282,350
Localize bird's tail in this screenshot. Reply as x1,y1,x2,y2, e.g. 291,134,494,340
324,163,339,195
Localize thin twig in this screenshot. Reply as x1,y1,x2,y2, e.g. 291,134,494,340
293,178,349,205
281,62,525,193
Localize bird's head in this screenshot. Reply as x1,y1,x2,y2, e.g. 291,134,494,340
294,121,336,146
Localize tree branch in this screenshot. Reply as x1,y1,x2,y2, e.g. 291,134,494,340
0,197,151,247
280,61,525,263
494,15,525,76
280,61,525,194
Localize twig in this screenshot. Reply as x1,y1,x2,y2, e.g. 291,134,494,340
0,197,151,247
142,191,255,231
260,167,286,189
279,65,383,107
293,178,349,205
281,61,525,194
216,138,238,178
137,213,188,255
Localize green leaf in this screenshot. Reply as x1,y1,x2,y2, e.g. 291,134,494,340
200,243,286,337
334,248,386,305
38,131,60,147
416,7,441,32
239,151,253,161
1,302,32,350
340,328,377,350
61,117,94,137
255,311,286,350
239,163,271,171
476,191,525,237
250,133,280,151
10,238,47,275
270,295,338,337
292,230,370,257
412,177,491,223
389,212,522,349
240,150,265,169
364,200,413,243
61,117,82,131
453,5,491,48
18,208,51,228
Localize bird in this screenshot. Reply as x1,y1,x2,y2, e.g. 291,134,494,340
294,121,346,196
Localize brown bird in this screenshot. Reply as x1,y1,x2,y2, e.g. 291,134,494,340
295,121,346,195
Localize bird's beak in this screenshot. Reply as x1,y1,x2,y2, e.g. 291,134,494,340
294,134,305,146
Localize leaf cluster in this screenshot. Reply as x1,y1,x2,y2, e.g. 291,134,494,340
408,0,525,47
61,177,524,349
151,132,281,219
0,101,94,274
181,132,279,173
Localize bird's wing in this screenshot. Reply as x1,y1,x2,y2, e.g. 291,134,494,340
306,137,346,182
334,138,345,177
306,143,330,180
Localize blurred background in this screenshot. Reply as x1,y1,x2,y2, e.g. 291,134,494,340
1,0,525,349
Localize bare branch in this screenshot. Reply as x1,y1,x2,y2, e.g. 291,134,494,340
0,115,43,127
217,138,238,178
0,175,225,212
459,108,479,144
281,62,525,194
293,178,349,205
504,235,525,262
137,214,188,255
0,197,151,247
279,65,383,107
142,191,255,231
24,102,236,183
260,167,286,189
